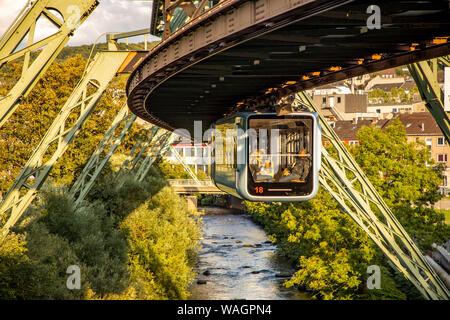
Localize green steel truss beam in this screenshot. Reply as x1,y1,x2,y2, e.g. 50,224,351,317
135,132,173,182
68,102,137,208
172,148,201,183
0,51,129,236
116,126,161,179
408,56,450,143
296,92,450,300
0,0,99,128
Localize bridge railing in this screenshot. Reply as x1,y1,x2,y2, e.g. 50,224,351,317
168,179,215,187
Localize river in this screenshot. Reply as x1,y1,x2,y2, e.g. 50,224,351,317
189,211,310,300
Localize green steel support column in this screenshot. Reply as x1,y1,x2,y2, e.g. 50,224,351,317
135,132,173,182
172,148,201,183
0,51,129,236
116,125,161,179
296,91,450,300
408,56,450,143
69,102,137,208
0,0,99,128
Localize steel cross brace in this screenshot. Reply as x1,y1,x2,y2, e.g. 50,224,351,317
0,51,129,236
408,56,450,143
68,102,137,208
135,131,174,182
116,125,161,180
172,148,201,183
0,0,99,128
296,92,450,300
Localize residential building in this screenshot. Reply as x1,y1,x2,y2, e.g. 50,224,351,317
312,92,369,121
365,75,405,91
367,101,427,119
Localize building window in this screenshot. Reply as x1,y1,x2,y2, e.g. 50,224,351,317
322,97,327,103
437,137,446,146
337,97,341,103
392,108,398,113
376,109,381,113
443,176,448,187
348,141,359,146
425,137,432,149
437,154,447,162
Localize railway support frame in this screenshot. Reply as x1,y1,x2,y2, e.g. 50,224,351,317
0,51,129,236
296,91,450,300
0,0,99,128
68,102,136,208
408,56,450,143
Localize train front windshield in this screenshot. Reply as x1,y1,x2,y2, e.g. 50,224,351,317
247,115,314,197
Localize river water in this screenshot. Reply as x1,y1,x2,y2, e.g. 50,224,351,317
189,212,310,300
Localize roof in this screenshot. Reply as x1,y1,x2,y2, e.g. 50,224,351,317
333,119,389,140
400,79,417,91
371,82,404,91
387,112,442,136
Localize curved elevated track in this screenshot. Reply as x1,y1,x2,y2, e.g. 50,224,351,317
127,0,450,135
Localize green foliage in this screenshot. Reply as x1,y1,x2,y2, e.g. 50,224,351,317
120,187,200,299
157,161,209,180
368,87,417,104
354,119,443,207
353,119,449,249
0,164,201,300
245,191,385,300
0,54,144,195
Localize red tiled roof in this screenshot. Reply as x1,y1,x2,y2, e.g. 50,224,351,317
333,119,389,140
387,112,442,136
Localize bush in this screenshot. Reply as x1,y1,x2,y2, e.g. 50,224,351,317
0,163,201,300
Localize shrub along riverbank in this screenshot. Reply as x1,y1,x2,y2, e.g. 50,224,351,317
0,165,201,299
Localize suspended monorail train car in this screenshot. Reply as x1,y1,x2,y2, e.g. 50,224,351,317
210,112,321,202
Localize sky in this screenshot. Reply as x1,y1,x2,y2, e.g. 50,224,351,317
0,0,160,46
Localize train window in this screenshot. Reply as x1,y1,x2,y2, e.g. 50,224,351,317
247,114,314,197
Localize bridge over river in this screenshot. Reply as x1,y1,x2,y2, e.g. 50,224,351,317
168,179,225,194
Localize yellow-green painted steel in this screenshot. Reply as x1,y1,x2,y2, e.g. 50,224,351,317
296,91,450,300
0,0,99,128
172,148,200,183
408,56,450,143
69,102,137,208
135,131,173,182
0,51,129,236
116,125,161,179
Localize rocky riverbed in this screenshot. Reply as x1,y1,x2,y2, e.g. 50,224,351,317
189,211,310,300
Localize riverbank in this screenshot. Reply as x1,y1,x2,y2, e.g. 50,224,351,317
197,206,240,215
